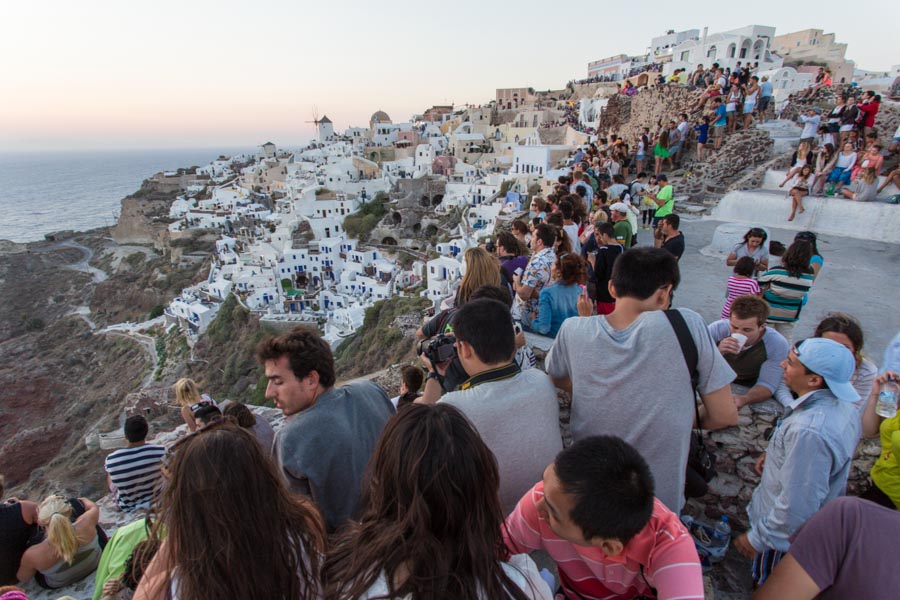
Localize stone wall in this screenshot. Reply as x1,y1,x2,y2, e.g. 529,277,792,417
685,407,880,529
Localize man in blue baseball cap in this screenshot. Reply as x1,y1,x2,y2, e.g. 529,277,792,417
733,337,862,585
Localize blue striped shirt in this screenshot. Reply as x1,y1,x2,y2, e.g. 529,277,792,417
104,444,166,512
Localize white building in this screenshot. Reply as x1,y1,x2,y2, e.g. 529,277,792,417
757,67,815,101
425,256,462,304
664,25,783,76
650,29,701,62
511,146,550,177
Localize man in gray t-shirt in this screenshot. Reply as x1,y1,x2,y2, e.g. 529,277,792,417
546,248,736,513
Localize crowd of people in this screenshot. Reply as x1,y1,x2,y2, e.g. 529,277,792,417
4,73,900,600
5,200,900,599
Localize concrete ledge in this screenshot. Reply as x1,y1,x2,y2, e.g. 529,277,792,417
762,170,895,198
709,188,900,243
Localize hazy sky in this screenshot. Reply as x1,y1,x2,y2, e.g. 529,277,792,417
2,0,897,151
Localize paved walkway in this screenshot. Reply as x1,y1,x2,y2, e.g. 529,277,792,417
676,217,900,361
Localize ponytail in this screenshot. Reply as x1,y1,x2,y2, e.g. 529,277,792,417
38,495,77,564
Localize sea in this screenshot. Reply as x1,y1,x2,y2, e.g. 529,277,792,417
0,148,255,243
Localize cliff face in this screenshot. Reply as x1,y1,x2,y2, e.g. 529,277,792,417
111,185,178,249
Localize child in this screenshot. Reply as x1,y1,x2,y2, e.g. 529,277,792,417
712,97,727,150
640,175,659,230
395,365,424,408
694,116,710,162
722,256,760,318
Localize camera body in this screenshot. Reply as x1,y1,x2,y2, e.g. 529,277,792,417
417,333,457,364
485,239,496,253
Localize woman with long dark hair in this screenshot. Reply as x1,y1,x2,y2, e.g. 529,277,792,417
134,423,325,600
757,239,816,341
323,404,551,600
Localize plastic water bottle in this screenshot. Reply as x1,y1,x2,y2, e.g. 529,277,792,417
711,516,731,548
876,378,900,418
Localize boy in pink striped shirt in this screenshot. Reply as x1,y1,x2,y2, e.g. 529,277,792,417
722,256,761,319
504,436,703,600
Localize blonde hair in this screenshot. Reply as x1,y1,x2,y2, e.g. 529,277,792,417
457,247,501,305
862,167,878,185
797,141,810,161
174,378,202,407
38,495,78,564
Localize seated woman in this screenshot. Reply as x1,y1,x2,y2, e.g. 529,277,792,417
16,496,102,589
726,227,769,275
786,165,813,221
323,404,552,600
779,141,812,187
526,253,585,338
173,377,216,432
134,423,325,600
757,239,816,341
859,369,900,510
825,140,858,194
223,402,275,456
878,164,900,195
810,143,835,196
0,478,38,586
841,167,879,202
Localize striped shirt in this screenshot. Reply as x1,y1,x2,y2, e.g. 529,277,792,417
504,482,704,600
104,444,167,512
757,267,815,323
721,276,761,318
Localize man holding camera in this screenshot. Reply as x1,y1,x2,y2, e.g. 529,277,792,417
430,298,562,513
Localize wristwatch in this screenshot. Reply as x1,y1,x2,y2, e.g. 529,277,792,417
425,371,441,382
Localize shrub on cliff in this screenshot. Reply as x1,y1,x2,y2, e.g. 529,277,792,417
333,295,429,379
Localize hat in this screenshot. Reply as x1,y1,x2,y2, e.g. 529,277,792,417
609,202,629,213
809,107,822,114
794,338,859,403
657,173,668,181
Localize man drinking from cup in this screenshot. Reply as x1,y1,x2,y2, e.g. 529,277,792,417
708,295,790,412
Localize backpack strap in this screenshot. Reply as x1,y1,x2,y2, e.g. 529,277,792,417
663,309,704,434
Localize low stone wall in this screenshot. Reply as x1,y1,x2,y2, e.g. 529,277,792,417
686,407,879,528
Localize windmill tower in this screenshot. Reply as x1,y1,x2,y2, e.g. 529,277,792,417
306,106,334,144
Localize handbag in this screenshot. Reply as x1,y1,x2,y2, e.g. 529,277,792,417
664,310,718,496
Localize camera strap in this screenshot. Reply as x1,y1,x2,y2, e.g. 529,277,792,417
459,362,521,391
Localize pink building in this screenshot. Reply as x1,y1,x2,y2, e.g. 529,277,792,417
397,130,420,145
432,155,457,176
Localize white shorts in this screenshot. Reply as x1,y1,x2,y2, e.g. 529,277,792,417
839,124,854,132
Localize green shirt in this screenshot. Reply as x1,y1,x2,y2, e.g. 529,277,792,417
654,185,675,217
613,220,632,247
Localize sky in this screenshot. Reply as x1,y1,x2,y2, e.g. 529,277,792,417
2,0,897,152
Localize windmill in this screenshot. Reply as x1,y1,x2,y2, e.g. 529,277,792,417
305,106,333,143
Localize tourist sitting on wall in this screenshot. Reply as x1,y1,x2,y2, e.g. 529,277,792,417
431,298,562,513
785,165,813,222
757,239,817,341
91,517,156,600
512,223,557,322
222,402,275,455
452,246,503,309
725,227,769,271
824,140,858,195
504,436,703,600
841,167,880,202
104,415,166,513
173,377,217,432
858,370,900,510
323,403,552,600
259,326,393,532
750,497,900,600
390,364,423,409
192,403,222,429
525,253,585,338
722,257,761,319
708,295,789,413
545,247,737,513
134,423,325,600
734,338,861,586
775,312,878,420
810,143,835,196
17,495,104,589
0,477,38,586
